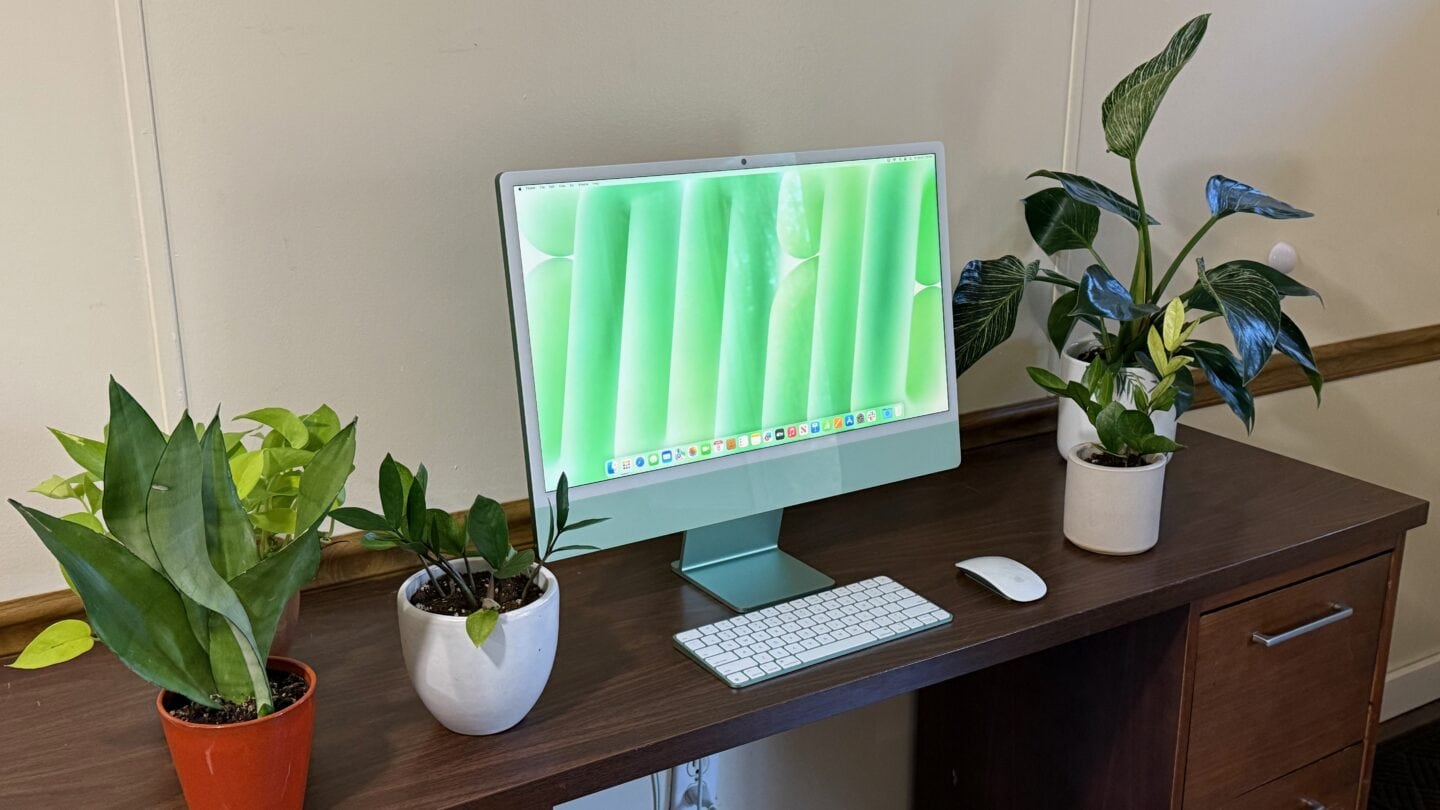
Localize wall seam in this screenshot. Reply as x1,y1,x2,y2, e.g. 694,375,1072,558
113,0,189,422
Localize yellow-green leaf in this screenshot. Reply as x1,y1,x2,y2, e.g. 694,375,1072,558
1162,298,1186,351
234,407,308,449
466,609,500,647
8,619,95,669
230,450,264,499
61,512,105,534
1147,327,1168,370
29,475,73,499
48,429,106,478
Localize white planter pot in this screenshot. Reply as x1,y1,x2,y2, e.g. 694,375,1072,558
396,558,558,735
1055,339,1178,458
1063,443,1171,555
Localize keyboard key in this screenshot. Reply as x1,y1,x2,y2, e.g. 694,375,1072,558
761,662,782,674
744,667,765,679
726,672,749,685
694,645,723,658
797,632,878,663
677,629,702,643
717,658,756,675
709,652,737,666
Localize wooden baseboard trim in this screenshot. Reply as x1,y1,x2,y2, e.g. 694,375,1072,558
5,324,1438,656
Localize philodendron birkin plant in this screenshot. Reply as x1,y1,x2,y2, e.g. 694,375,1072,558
334,458,604,735
1031,301,1191,555
22,402,350,660
7,379,356,810
952,14,1324,456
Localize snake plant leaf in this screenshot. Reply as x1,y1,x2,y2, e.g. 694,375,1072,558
1196,262,1283,381
1072,265,1161,322
200,418,259,581
147,414,264,665
293,421,357,534
1187,341,1255,431
48,429,106,478
1023,188,1100,254
1101,14,1209,160
951,256,1039,374
1030,171,1158,227
10,502,220,707
103,378,167,572
228,522,323,661
1206,175,1313,220
9,619,95,669
466,494,511,570
235,407,309,449
1276,314,1323,403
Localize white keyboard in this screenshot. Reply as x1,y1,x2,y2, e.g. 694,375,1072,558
673,576,951,688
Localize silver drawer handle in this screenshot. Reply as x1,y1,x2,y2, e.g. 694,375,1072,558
1251,603,1354,647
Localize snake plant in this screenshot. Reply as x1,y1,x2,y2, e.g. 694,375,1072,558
953,14,1322,431
8,379,356,716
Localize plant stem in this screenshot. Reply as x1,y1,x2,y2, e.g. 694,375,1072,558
1129,158,1154,302
1152,215,1219,304
1085,247,1114,279
434,555,479,609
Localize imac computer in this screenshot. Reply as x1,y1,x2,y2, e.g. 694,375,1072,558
497,142,960,613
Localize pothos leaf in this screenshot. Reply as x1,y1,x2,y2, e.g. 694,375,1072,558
8,619,95,669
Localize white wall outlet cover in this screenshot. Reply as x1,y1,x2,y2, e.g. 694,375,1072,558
1268,241,1298,274
669,756,720,809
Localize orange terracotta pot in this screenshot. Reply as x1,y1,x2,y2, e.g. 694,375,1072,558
156,657,316,810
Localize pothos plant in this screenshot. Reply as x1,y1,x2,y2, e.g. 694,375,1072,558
953,13,1322,431
8,379,356,719
332,459,604,647
1029,299,1192,466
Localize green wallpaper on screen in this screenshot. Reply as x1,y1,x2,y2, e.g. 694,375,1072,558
516,156,948,490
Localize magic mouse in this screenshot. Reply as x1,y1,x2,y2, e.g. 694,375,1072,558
955,556,1047,603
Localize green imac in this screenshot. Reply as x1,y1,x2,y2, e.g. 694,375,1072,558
497,142,960,611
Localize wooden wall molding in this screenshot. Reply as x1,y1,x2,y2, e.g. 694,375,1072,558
4,324,1438,657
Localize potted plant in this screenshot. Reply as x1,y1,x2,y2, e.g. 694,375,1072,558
952,14,1324,456
1030,300,1191,554
7,379,356,809
24,402,350,656
333,459,604,735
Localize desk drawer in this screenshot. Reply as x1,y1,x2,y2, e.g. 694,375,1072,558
1184,555,1388,807
1229,745,1363,810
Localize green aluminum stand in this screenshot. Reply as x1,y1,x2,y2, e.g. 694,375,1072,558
671,509,834,612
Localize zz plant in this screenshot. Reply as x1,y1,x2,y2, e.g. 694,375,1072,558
8,380,356,717
1030,300,1191,466
333,460,604,647
954,14,1322,431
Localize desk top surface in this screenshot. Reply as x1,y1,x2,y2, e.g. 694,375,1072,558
0,428,1427,808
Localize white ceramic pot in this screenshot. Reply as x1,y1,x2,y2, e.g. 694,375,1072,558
1062,443,1171,555
1055,339,1178,458
396,558,559,735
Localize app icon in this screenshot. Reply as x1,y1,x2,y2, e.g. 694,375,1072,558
750,432,762,445
689,445,699,457
844,414,855,427
882,407,894,420
833,417,844,429
894,404,903,417
635,455,646,469
787,426,797,438
648,453,659,466
810,421,821,434
605,460,617,475
701,444,712,455
712,440,724,453
763,430,773,442
621,458,633,470
866,410,877,422
661,449,673,464
798,424,809,436
854,412,865,424
737,435,748,448
726,437,737,450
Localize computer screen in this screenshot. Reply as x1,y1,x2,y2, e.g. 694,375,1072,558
510,152,949,491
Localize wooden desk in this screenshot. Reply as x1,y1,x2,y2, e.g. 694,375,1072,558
0,428,1427,808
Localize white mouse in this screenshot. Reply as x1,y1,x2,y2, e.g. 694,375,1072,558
955,556,1047,603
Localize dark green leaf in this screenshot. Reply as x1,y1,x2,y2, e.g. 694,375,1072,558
102,378,167,571
495,548,536,580
330,507,391,532
199,418,259,581
1136,434,1183,455
1115,409,1155,452
1023,187,1100,254
1188,259,1319,305
428,509,466,557
1101,14,1209,160
561,517,608,532
1029,171,1158,226
294,421,357,536
210,522,322,691
1072,265,1161,322
378,454,405,528
1188,341,1255,431
547,543,599,559
10,501,219,707
951,256,1039,374
1196,261,1282,380
1276,314,1323,403
1093,402,1128,456
1027,366,1069,394
1206,175,1313,220
48,429,106,478
1047,290,1081,353
405,475,428,544
556,472,570,531
466,495,511,570
360,534,399,551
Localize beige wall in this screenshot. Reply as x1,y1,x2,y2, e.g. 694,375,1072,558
2,0,1436,806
